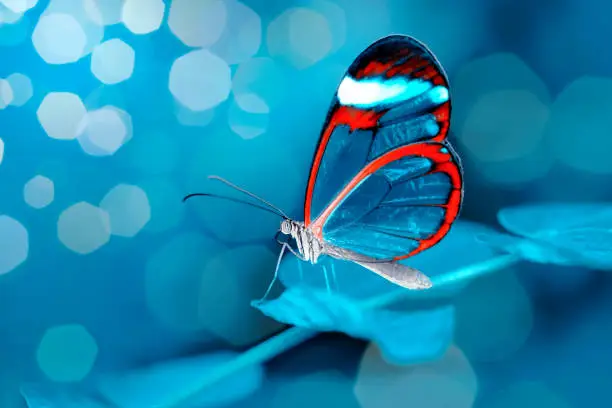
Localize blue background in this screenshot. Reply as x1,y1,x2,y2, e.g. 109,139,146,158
1,0,612,407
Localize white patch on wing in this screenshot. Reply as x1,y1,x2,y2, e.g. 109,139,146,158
337,75,435,108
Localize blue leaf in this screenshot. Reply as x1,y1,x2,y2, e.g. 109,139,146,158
279,220,506,300
96,352,263,408
21,384,108,408
493,202,612,270
21,352,264,408
253,287,454,365
475,230,574,266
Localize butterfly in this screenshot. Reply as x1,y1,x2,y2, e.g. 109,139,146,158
185,35,464,292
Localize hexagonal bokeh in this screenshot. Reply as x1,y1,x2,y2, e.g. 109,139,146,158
40,0,104,58
0,215,29,275
5,72,33,107
168,0,227,48
452,52,551,132
198,245,285,347
228,92,269,140
169,49,231,111
175,104,216,127
461,90,549,163
57,202,111,254
83,0,123,26
209,0,261,65
546,76,612,174
355,344,478,408
267,7,335,69
121,0,165,35
145,232,226,332
1,0,38,14
454,270,533,362
0,78,13,109
32,12,87,64
99,184,151,237
37,92,87,140
90,38,135,85
36,324,98,382
0,5,23,24
23,175,54,209
77,106,132,156
231,57,287,109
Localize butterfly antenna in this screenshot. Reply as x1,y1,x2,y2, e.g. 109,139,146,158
182,192,285,218
207,175,290,219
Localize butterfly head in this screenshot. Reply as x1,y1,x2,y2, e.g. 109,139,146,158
280,219,293,235
280,219,305,237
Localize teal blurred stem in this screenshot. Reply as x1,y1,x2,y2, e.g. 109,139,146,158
165,253,520,408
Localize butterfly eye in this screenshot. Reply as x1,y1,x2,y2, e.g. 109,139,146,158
280,220,292,235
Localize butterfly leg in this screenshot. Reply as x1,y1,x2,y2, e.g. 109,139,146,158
258,242,289,303
257,239,311,303
275,230,307,261
322,264,332,294
330,262,339,291
284,242,308,262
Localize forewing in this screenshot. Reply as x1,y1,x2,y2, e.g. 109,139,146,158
305,35,452,225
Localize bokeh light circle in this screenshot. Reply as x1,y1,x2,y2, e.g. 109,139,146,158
57,202,111,254
453,53,551,131
0,4,24,24
23,175,55,209
121,0,165,35
198,245,285,347
545,76,612,174
267,7,335,69
145,232,225,332
167,0,227,48
0,78,14,108
461,90,549,162
90,39,135,85
232,57,287,109
0,0,38,14
355,344,478,408
37,92,87,141
32,13,87,65
99,184,151,237
209,0,261,65
228,92,270,140
454,270,533,362
83,0,123,26
77,106,132,156
36,324,98,382
169,49,231,111
5,72,33,107
0,215,29,275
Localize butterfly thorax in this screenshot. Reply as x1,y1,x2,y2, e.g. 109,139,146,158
280,219,324,264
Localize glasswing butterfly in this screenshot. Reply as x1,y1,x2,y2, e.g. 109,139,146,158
185,35,464,294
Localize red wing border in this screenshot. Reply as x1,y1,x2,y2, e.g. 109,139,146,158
304,35,452,225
